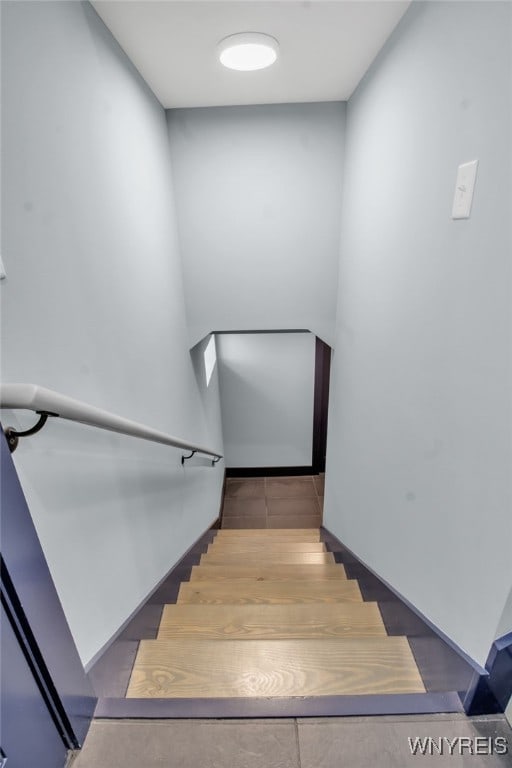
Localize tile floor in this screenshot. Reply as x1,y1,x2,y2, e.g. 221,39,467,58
222,475,324,529
69,714,512,767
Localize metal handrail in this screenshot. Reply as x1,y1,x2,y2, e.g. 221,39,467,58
0,383,222,462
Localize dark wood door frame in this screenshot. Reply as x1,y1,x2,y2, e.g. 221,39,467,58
223,331,332,477
312,336,332,474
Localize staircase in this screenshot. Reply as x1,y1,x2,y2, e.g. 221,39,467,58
126,529,425,699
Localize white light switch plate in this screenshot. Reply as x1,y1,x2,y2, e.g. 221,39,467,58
452,159,478,219
0,253,6,280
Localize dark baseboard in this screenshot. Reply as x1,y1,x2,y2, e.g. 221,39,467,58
226,466,316,477
85,519,219,674
312,336,331,474
320,526,498,714
214,329,310,335
489,632,512,709
91,518,507,719
465,631,512,715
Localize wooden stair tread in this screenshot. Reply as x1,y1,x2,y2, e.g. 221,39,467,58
201,552,335,565
208,541,326,553
127,637,425,698
190,564,347,581
177,579,362,604
216,529,321,539
158,603,386,639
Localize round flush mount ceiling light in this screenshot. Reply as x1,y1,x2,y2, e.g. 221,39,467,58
217,32,279,71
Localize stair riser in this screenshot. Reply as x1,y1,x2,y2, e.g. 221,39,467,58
216,529,321,539
201,553,335,565
207,542,327,553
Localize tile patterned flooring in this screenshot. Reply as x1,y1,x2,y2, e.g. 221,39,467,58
222,475,324,529
70,714,512,767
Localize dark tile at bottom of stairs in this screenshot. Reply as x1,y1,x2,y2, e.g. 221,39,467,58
267,515,321,529
87,641,139,699
265,476,317,498
72,719,300,768
224,478,266,498
297,715,512,768
221,516,267,529
266,498,320,516
222,498,267,517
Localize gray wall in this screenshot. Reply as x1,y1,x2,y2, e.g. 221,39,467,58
217,333,315,467
324,1,512,666
495,586,512,640
167,102,345,348
0,0,224,667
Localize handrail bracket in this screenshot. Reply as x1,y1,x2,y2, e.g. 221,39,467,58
4,411,59,453
181,450,197,465
182,450,222,466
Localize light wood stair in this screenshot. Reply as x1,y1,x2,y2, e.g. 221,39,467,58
127,528,425,700
177,579,362,604
127,637,424,698
158,603,387,639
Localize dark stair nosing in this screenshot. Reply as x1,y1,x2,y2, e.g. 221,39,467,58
94,691,463,719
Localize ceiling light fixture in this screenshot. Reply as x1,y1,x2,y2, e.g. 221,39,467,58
217,32,279,72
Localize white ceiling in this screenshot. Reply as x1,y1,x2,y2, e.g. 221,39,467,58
92,1,411,109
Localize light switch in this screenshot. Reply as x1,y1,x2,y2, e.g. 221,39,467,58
452,159,478,219
0,254,6,280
